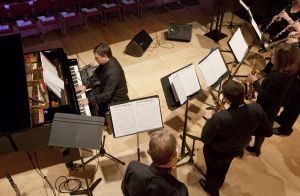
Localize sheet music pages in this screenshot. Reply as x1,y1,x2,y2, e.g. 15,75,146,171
239,0,262,40
198,49,227,87
169,74,187,104
110,97,163,137
168,64,201,104
229,28,249,63
178,64,201,96
40,52,64,98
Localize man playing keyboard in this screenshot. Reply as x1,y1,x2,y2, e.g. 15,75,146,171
76,43,129,116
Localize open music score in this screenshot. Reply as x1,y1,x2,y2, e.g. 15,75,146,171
168,64,201,105
109,96,163,138
198,49,228,87
228,28,249,63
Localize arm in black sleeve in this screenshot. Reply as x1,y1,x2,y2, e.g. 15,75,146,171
89,69,120,104
253,74,281,106
201,114,220,144
254,108,273,137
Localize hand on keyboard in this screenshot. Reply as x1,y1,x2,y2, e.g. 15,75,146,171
79,98,89,107
75,85,86,93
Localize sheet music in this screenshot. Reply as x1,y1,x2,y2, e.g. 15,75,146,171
239,0,262,40
110,97,163,137
229,28,249,63
168,64,201,104
198,49,227,87
40,52,64,98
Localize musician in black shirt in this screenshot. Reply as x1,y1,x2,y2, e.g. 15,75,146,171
122,130,188,196
76,43,129,116
199,80,272,196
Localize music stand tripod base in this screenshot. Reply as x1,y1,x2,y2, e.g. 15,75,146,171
205,30,227,42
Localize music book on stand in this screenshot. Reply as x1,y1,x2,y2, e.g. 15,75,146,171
168,64,201,105
107,96,163,138
228,28,250,64
198,48,229,87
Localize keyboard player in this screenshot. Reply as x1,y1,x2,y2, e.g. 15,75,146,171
75,43,129,117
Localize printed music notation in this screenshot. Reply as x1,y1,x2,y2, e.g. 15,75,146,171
109,96,163,137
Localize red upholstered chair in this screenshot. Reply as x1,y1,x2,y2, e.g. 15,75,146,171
98,0,122,26
0,5,14,35
77,0,103,29
33,0,61,38
53,0,84,33
9,2,41,38
120,0,141,19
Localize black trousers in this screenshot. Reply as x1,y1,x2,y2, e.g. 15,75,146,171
277,79,300,132
203,144,238,196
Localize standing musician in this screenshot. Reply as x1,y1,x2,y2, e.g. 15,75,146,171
76,43,129,116
121,130,188,196
246,42,299,156
199,80,272,196
274,21,300,136
263,0,300,42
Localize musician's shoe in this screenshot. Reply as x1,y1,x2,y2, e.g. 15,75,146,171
246,146,261,157
199,178,208,193
273,128,292,136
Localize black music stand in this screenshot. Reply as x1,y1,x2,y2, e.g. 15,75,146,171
160,65,203,166
205,0,227,42
48,113,124,196
107,96,164,162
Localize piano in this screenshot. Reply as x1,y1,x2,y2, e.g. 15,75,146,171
25,48,92,127
0,33,92,136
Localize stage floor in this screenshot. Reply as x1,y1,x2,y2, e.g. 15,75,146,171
1,12,300,196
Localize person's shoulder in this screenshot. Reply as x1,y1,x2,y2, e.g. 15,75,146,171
128,160,147,168
247,103,264,112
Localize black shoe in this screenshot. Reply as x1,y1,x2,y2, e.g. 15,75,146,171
246,146,261,157
273,128,292,136
199,178,208,192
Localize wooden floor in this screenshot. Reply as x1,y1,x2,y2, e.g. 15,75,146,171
1,1,300,196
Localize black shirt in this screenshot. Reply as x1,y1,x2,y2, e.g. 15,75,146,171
122,161,189,196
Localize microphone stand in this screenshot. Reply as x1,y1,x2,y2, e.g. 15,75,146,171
205,0,227,42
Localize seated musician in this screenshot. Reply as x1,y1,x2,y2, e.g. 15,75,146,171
121,130,189,196
76,43,129,116
199,80,273,196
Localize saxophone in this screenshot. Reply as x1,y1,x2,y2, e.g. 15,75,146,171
241,61,257,100
208,89,225,111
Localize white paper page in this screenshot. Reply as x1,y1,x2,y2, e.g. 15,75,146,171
172,74,187,104
229,28,249,63
198,49,227,87
110,97,163,137
239,0,262,40
239,0,250,11
40,52,57,76
135,98,163,132
199,58,217,87
178,64,201,96
251,18,262,40
110,102,137,137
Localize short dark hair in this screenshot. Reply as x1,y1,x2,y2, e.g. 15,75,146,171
148,130,177,166
222,79,244,105
93,43,112,58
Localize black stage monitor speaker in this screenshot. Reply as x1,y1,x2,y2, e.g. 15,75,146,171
166,23,192,42
125,30,153,57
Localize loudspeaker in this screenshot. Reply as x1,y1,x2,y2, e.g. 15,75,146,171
125,30,153,57
166,23,192,42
